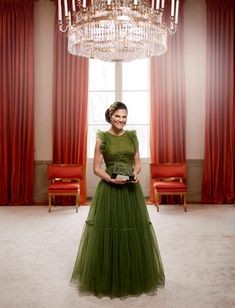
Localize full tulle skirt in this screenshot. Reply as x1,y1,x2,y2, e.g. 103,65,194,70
71,181,165,298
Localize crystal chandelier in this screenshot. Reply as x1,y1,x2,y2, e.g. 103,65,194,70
58,0,179,62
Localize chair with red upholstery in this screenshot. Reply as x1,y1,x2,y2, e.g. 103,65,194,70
150,163,187,212
47,164,83,213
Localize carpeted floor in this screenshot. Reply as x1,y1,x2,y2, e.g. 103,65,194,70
0,204,234,308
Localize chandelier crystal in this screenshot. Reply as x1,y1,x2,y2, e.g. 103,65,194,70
58,0,179,62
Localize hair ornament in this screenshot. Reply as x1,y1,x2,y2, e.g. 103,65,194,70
109,102,119,112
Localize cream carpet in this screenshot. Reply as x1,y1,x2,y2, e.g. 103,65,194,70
0,204,234,308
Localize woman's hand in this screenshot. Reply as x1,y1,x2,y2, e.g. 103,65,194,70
131,172,140,184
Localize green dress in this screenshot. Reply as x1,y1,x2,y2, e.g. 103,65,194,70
71,130,165,298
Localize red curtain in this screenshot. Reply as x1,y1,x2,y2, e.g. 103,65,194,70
149,1,186,202
202,0,235,204
52,7,89,204
0,1,34,205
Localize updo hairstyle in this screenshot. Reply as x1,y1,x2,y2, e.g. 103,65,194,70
105,102,128,123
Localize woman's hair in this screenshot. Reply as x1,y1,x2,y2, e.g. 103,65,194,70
105,102,128,123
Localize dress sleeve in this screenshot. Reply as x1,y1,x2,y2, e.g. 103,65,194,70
96,130,109,155
127,130,139,153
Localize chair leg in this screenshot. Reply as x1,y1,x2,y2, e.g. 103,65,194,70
184,194,187,212
179,194,182,207
48,195,52,213
155,191,160,212
156,202,160,212
76,194,79,213
52,195,56,207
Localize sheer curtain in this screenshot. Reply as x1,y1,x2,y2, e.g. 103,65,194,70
149,1,186,202
0,0,34,205
202,0,235,203
52,7,89,204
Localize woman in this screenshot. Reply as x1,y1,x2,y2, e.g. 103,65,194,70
71,102,165,298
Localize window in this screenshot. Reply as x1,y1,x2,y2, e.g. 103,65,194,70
88,59,150,158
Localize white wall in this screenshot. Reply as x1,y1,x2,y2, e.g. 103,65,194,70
184,0,206,159
34,0,55,160
34,0,207,197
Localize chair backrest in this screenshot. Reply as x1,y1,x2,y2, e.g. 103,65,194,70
48,164,83,180
150,163,186,179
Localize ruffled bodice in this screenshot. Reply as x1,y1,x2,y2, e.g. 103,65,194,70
97,130,139,176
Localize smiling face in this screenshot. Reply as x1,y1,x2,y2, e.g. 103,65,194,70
110,108,128,131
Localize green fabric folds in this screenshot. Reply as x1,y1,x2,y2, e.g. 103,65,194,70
71,131,165,298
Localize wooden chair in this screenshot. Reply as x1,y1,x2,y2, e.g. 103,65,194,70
150,163,187,212
47,164,83,213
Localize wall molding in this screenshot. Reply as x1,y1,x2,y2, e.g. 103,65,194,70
186,159,204,202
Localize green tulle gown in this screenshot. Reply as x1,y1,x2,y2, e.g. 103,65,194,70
71,130,165,298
